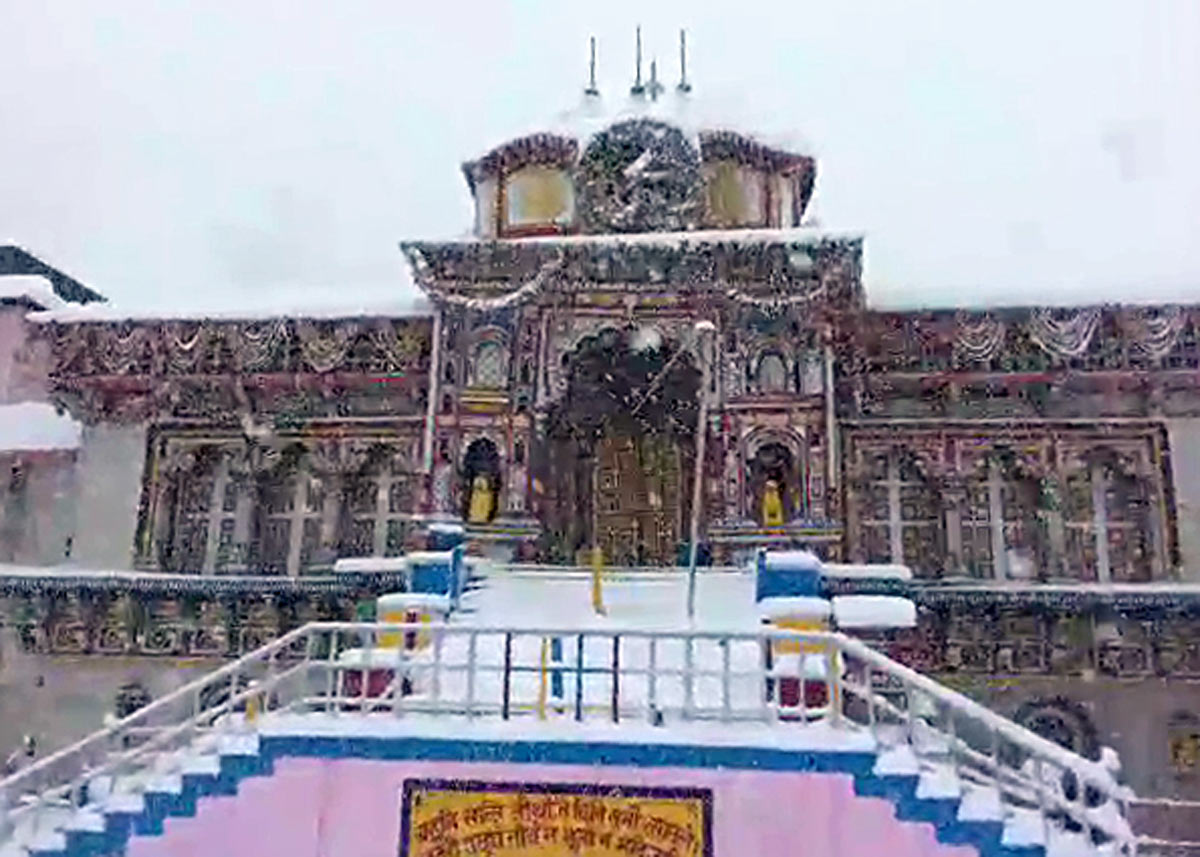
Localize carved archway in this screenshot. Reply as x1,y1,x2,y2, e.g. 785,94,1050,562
537,326,701,564
462,438,502,524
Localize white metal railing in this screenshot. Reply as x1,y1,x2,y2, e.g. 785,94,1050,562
0,622,1136,855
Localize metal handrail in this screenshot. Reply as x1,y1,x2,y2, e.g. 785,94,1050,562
0,621,1136,854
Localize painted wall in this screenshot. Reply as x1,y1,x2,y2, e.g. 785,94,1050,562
1166,418,1200,578
127,756,976,857
0,637,223,762
72,423,147,569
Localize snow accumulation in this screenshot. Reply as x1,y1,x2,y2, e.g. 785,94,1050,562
376,593,452,613
0,274,65,311
0,402,82,451
257,710,876,753
427,522,466,534
427,226,860,249
831,596,918,629
333,557,408,574
29,286,432,324
404,550,457,565
762,550,823,572
757,596,832,622
821,563,913,582
529,86,815,160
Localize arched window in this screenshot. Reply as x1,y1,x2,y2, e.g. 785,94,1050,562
860,449,943,578
757,352,788,393
340,445,415,558
960,453,1042,579
472,341,508,388
1063,449,1155,582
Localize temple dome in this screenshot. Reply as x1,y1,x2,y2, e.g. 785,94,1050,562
462,89,816,239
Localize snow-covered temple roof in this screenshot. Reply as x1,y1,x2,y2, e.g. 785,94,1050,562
0,275,67,311
29,285,432,324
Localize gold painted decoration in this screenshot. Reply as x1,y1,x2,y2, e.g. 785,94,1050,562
401,779,712,857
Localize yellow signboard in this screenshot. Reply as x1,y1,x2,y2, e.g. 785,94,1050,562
400,779,712,857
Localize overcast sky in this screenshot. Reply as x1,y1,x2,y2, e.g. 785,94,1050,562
2,0,1198,313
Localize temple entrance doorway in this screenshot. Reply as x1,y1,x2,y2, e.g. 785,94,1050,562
463,438,501,524
538,326,700,565
748,440,805,527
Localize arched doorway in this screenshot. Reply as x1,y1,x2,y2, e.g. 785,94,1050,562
462,438,501,524
539,327,701,564
747,440,804,527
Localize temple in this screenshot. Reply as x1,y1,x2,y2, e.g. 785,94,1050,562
2,47,1200,809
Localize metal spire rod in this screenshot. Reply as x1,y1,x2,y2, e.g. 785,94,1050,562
585,36,599,96
648,59,663,101
631,26,645,96
678,29,692,93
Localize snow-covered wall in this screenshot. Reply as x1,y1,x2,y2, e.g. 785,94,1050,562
1167,418,1200,579
125,757,975,857
72,423,147,570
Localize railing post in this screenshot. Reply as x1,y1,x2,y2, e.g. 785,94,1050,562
1034,757,1051,849
393,641,406,719
720,637,731,723
574,633,585,722
611,635,620,724
683,635,694,721
647,636,658,719
466,631,478,720
326,630,339,715
828,643,842,727
501,632,513,721
865,663,875,738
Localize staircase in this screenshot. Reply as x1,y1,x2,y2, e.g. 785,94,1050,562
0,621,1138,857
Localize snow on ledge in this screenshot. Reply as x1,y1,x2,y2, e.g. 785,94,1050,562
28,290,433,324
762,550,823,572
0,275,66,311
832,595,917,629
821,563,913,582
377,593,452,612
256,710,878,753
758,596,832,621
333,557,408,574
0,402,82,451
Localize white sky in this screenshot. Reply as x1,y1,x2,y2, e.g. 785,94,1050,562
2,0,1198,312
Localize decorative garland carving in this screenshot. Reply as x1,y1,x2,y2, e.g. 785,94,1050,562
953,313,1006,364
1120,306,1186,361
296,320,360,374
1022,308,1102,360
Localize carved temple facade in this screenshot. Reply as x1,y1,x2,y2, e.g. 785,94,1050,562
5,100,1200,799
12,107,1200,582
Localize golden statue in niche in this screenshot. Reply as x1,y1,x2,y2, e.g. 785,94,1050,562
762,479,785,527
468,475,495,524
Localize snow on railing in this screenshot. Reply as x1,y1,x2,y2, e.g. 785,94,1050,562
0,623,1136,855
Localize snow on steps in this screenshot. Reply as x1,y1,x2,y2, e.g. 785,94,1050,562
8,723,1124,857
7,731,264,857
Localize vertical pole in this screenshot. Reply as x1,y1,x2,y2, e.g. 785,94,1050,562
501,632,512,721
574,633,585,722
688,325,713,620
422,309,443,478
538,638,549,720
648,636,658,717
611,635,621,723
721,637,731,722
